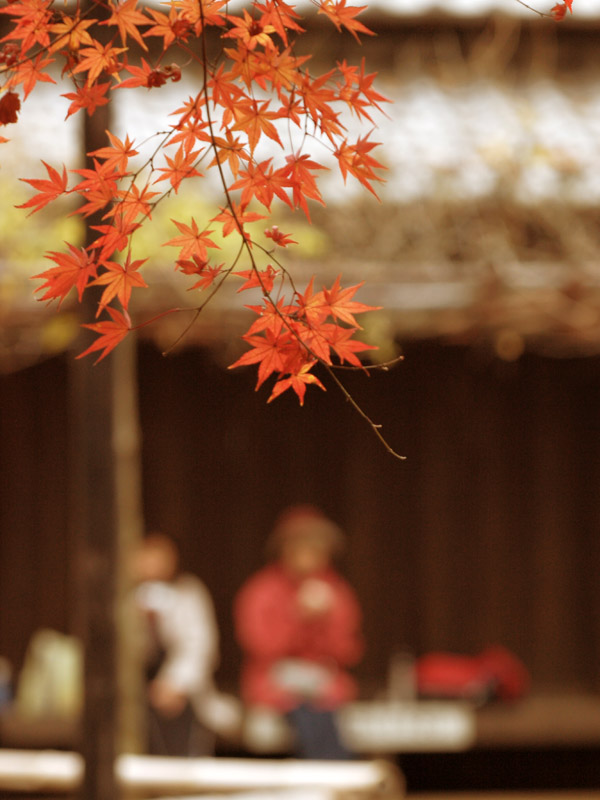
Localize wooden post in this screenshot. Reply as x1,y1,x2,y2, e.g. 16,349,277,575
70,345,120,800
70,332,144,800
69,51,144,798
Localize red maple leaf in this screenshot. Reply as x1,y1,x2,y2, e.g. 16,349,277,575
228,328,287,388
77,306,131,364
243,297,295,338
17,160,68,215
267,361,326,406
33,243,97,306
265,225,297,247
90,254,148,315
184,261,226,291
116,57,180,89
0,91,21,125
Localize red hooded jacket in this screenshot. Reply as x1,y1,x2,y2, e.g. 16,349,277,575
234,563,364,711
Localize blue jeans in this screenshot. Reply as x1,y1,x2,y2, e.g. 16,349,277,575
286,703,353,760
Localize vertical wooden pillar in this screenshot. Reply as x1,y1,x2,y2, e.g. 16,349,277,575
113,335,145,757
71,335,144,800
70,349,120,800
69,56,144,798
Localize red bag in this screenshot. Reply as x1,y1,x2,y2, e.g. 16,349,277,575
416,646,530,704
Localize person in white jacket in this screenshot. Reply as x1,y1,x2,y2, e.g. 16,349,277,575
131,532,239,756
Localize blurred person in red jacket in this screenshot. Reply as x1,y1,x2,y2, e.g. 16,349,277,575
234,505,364,759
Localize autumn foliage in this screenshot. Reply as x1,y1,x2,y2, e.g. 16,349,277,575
0,0,393,409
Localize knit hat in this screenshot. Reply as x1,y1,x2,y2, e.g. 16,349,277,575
267,504,345,557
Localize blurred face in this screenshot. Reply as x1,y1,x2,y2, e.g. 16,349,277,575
131,540,178,583
280,538,331,576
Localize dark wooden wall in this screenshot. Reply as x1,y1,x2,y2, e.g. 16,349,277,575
1,339,600,698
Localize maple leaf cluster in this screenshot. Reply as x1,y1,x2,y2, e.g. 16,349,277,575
0,0,391,405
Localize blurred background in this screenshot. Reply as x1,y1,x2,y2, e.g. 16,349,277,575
2,0,600,795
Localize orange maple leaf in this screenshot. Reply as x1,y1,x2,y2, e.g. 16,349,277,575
0,0,53,52
243,297,295,338
317,0,375,43
322,274,381,327
154,145,202,192
294,320,333,364
229,159,293,211
61,82,110,119
253,0,305,46
49,12,95,53
336,58,390,123
73,40,126,85
232,98,283,153
164,217,220,260
234,264,278,293
90,254,148,315
207,129,249,177
225,9,277,50
17,160,68,215
143,5,190,49
77,306,131,364
280,152,327,220
100,0,150,50
108,182,159,224
268,362,326,406
324,323,376,366
89,217,141,261
33,243,97,306
71,159,125,217
212,203,266,238
8,53,55,99
335,132,386,199
89,131,138,173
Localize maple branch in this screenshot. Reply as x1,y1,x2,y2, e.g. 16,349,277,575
323,363,405,460
512,0,552,16
161,242,245,356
